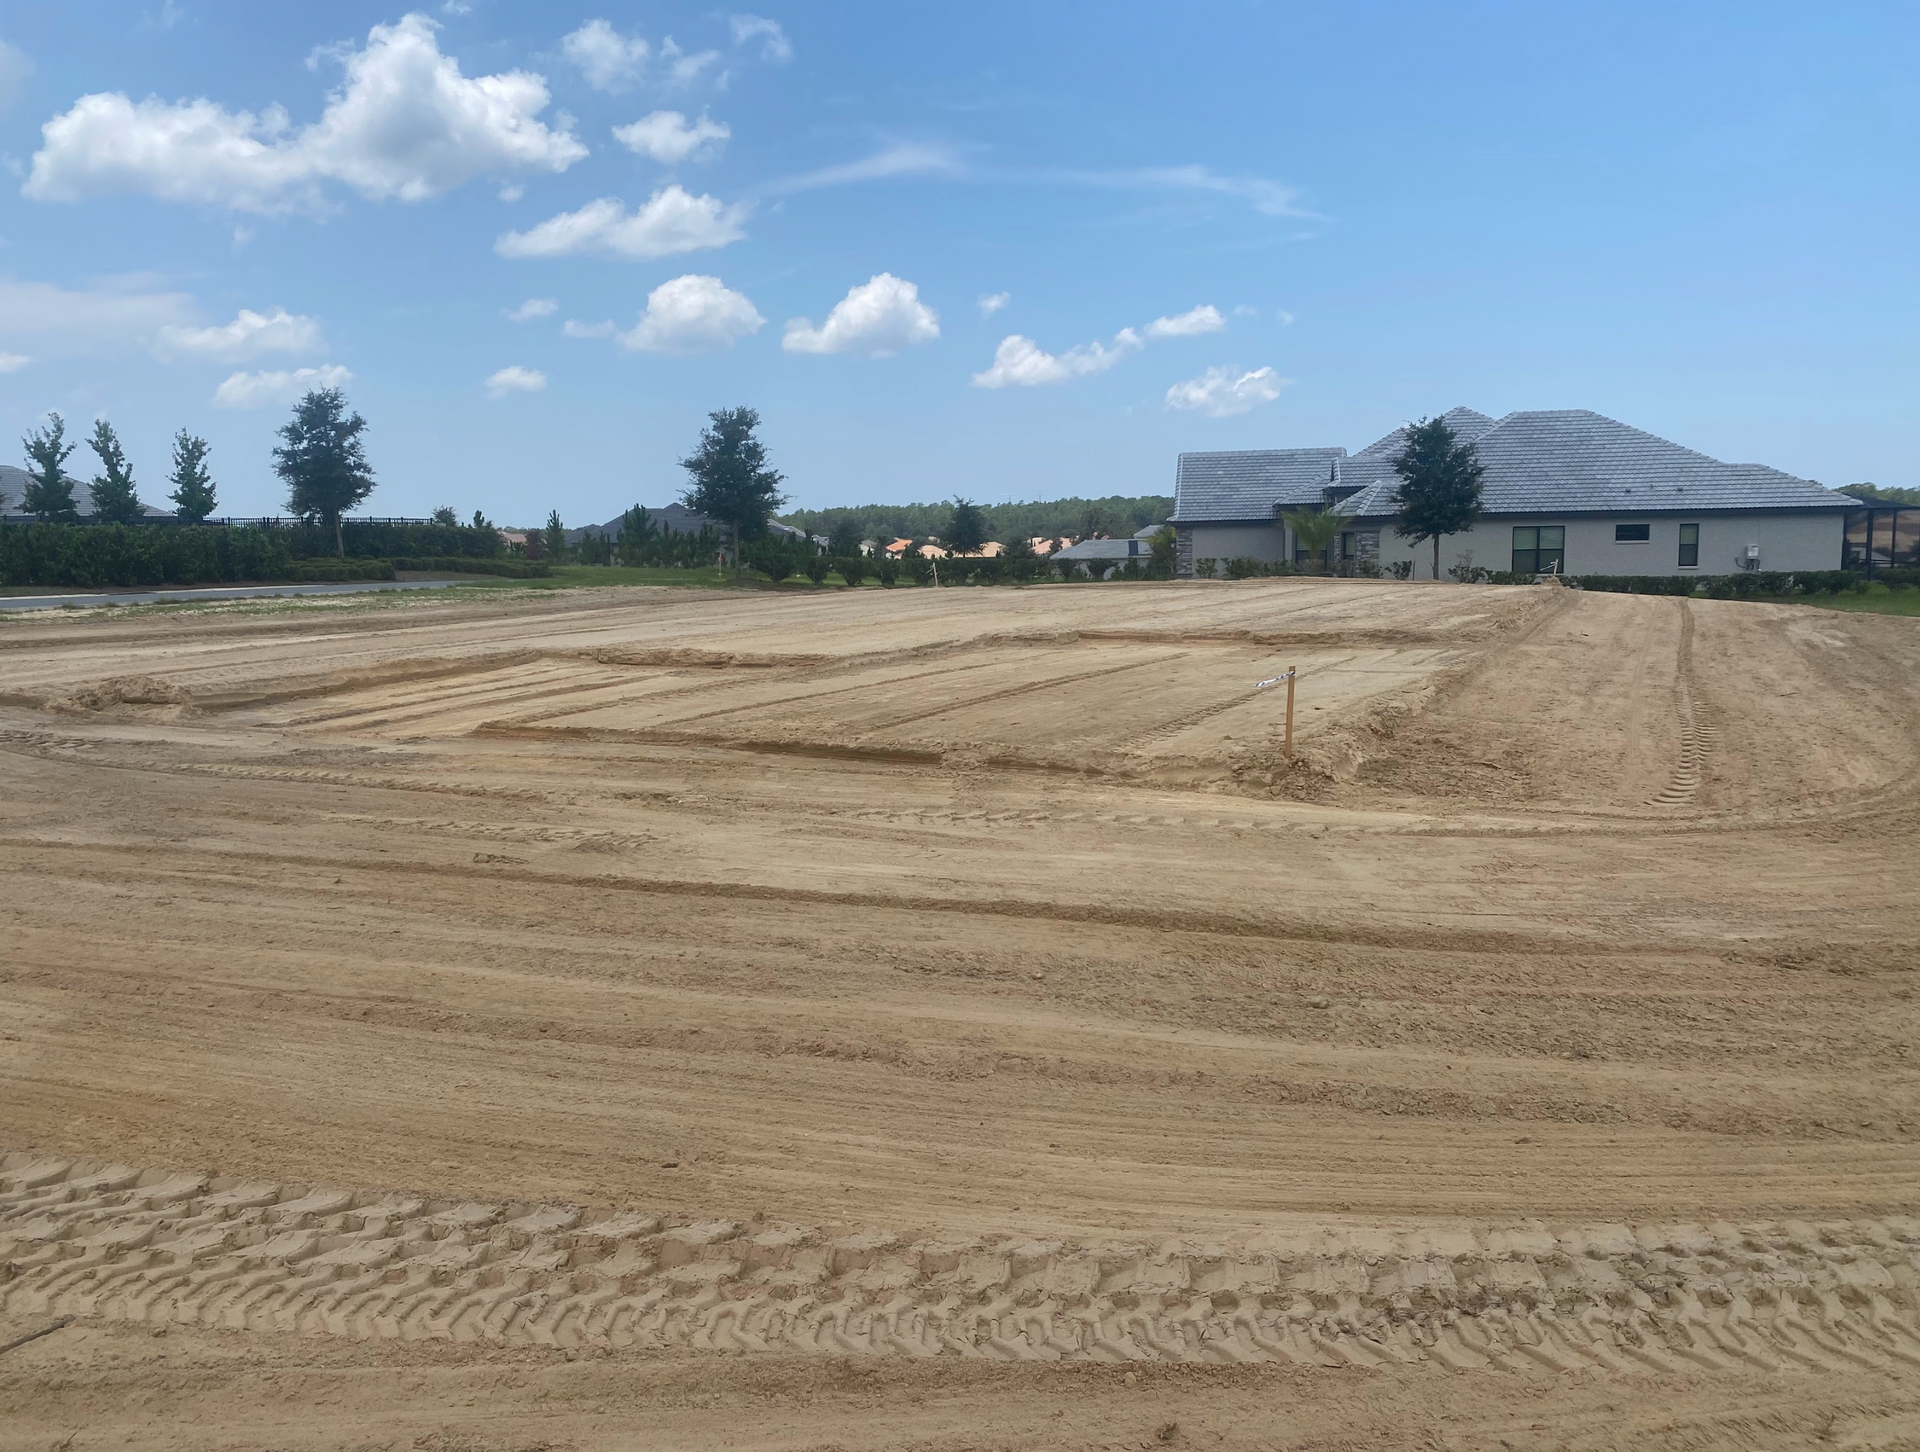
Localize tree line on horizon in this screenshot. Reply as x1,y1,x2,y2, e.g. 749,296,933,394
777,495,1175,551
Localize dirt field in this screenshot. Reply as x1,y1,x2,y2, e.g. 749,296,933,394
2,575,1918,1450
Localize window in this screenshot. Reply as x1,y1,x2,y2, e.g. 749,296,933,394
1614,522,1651,542
1678,522,1699,568
1512,525,1565,575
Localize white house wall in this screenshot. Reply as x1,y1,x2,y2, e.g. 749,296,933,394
1370,512,1846,578
1188,523,1290,567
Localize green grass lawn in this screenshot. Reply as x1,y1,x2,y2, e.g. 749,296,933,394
1748,583,1920,617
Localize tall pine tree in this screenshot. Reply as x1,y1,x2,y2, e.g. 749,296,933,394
21,413,79,522
167,431,217,522
87,419,144,524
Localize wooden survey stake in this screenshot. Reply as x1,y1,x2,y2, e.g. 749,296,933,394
1285,665,1295,759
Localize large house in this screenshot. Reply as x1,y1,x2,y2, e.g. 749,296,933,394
1171,407,1860,579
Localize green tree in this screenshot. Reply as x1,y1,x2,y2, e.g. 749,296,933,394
543,509,568,563
86,419,144,524
167,431,217,523
273,388,375,556
826,516,865,558
946,497,988,554
1279,506,1343,574
430,505,458,525
1390,416,1485,581
21,413,79,522
470,508,494,530
1145,524,1179,579
679,406,786,577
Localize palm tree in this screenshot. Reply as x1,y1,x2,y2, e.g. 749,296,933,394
1279,506,1345,573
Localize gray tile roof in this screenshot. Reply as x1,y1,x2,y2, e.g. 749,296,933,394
1053,536,1152,560
1169,447,1344,524
1352,406,1498,460
1174,408,1860,525
0,464,173,520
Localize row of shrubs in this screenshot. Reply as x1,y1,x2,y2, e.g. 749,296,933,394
743,546,1179,587
387,556,553,578
0,523,300,588
0,524,551,588
286,559,396,582
1567,569,1864,597
284,522,505,560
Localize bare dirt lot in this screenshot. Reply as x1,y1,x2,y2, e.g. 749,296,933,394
2,576,1918,1450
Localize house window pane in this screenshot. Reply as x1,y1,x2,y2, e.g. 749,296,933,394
1538,525,1565,575
1678,522,1699,568
1615,522,1650,542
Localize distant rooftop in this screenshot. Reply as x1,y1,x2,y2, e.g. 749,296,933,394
1172,408,1859,524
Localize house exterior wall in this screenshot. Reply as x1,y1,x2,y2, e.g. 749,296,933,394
1371,512,1846,579
1186,522,1289,570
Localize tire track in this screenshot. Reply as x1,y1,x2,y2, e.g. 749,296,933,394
1652,601,1719,807
6,1154,1919,1373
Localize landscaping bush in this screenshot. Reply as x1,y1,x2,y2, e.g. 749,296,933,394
803,555,832,585
875,556,900,587
836,556,870,587
0,522,294,588
288,558,396,582
1193,558,1219,578
284,521,504,560
1386,560,1414,580
387,556,552,578
744,540,800,582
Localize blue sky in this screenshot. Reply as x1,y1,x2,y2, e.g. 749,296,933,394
0,2,1913,524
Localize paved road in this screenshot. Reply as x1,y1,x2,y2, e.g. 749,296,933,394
0,579,468,612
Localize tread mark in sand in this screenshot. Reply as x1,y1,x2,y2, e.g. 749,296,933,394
6,1153,1920,1374
1652,601,1719,807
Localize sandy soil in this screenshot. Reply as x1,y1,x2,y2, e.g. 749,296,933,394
1,575,1917,1449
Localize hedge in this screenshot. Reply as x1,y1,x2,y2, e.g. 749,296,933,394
387,555,552,578
284,522,505,560
0,523,295,588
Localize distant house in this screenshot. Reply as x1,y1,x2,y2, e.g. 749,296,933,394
1171,408,1861,579
0,464,175,522
1053,529,1161,573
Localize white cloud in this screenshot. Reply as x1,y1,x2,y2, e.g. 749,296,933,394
484,364,547,397
26,15,585,214
729,15,792,62
1164,365,1288,417
1144,304,1224,339
783,273,938,358
764,143,962,195
506,296,557,322
562,318,616,338
1277,309,1295,325
619,274,762,354
0,351,29,372
0,38,33,113
154,306,321,361
660,38,722,87
978,291,1009,316
561,19,649,92
972,329,1143,387
1052,164,1307,218
211,362,352,409
495,186,748,260
0,276,194,356
613,110,728,164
